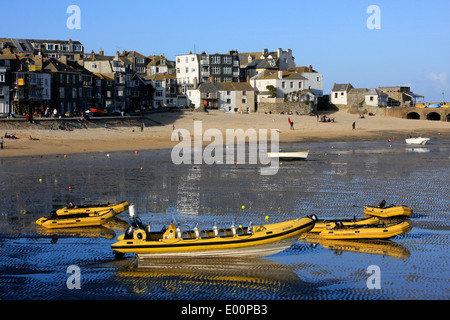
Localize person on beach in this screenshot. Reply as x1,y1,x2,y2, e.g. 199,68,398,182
290,120,294,130
352,121,356,130
1,137,3,149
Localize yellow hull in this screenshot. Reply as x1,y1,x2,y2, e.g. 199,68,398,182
55,201,129,216
36,201,129,229
111,217,315,258
319,221,412,240
310,217,380,233
364,205,412,218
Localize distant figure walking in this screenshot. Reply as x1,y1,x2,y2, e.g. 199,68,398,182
0,137,3,149
290,120,294,130
352,121,356,130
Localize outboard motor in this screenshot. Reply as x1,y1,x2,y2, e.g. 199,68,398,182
379,200,386,208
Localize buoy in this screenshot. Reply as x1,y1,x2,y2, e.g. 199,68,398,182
39,178,42,183
107,154,110,157
140,167,143,171
64,155,67,158
236,162,239,165
69,186,72,190
265,216,269,222
241,205,245,210
135,151,138,155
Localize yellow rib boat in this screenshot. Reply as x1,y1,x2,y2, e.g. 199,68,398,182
319,221,412,240
111,216,316,259
364,205,413,218
309,216,380,233
36,201,129,229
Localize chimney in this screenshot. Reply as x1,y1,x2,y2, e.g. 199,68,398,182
193,77,198,89
99,48,104,56
209,75,214,83
309,65,313,72
246,75,250,83
278,69,283,79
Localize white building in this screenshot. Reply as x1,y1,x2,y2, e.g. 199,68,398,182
365,88,388,107
0,67,10,115
175,53,200,94
331,83,353,105
250,69,309,101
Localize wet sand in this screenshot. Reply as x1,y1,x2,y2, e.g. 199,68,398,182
0,138,449,300
1,110,449,157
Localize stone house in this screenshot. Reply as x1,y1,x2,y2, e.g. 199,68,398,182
187,80,255,113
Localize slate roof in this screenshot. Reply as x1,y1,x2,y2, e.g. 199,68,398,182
332,83,353,92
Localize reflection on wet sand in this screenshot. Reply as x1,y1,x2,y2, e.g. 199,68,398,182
111,257,301,296
299,233,411,260
35,217,129,240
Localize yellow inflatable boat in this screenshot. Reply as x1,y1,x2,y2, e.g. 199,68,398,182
319,221,412,240
309,216,380,233
111,216,316,259
36,201,129,229
364,204,412,218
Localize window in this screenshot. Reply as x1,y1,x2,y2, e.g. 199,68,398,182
334,93,338,98
226,90,231,95
317,77,320,82
91,63,97,69
223,67,232,74
0,87,3,96
212,67,220,74
185,67,189,73
211,56,220,64
222,56,231,64
60,88,65,98
0,73,4,82
299,82,302,89
46,44,54,50
282,82,285,89
136,57,145,64
136,67,146,73
72,88,77,98
290,81,293,88
242,98,247,104
341,92,344,96
227,99,231,104
370,96,374,101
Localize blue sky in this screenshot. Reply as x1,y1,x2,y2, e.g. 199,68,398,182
1,0,449,101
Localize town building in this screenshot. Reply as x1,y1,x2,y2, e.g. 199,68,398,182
250,69,317,103
188,78,255,113
0,38,84,60
331,83,353,106
239,48,296,81
0,66,10,115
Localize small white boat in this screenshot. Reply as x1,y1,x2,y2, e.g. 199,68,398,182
267,151,309,160
405,137,430,145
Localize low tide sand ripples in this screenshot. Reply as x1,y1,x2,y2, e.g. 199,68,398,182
0,139,448,299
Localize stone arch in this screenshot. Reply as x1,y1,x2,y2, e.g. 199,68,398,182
406,112,420,120
426,112,441,121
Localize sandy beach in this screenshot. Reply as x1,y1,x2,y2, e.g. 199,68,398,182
1,110,449,157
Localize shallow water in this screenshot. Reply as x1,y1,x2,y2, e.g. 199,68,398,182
0,139,448,300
